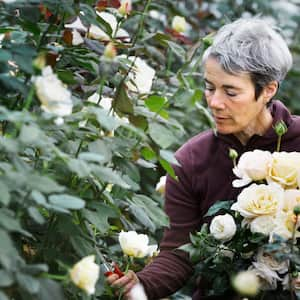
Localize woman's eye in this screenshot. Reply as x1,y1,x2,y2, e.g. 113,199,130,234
205,87,215,92
226,91,237,97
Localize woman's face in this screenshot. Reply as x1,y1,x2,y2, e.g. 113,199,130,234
204,57,272,138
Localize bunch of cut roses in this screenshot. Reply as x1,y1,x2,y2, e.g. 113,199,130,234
182,149,300,299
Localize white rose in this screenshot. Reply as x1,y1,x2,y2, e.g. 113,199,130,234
35,66,73,117
231,183,284,218
233,150,272,188
250,215,276,236
267,152,300,189
232,270,260,296
128,283,148,300
89,12,117,41
256,248,288,274
251,262,281,290
209,214,236,242
171,16,187,33
69,255,100,295
126,57,155,94
271,211,300,240
72,30,84,46
119,231,158,258
65,17,87,32
283,189,300,213
155,176,166,195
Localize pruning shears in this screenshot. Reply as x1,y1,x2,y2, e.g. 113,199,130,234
97,250,124,278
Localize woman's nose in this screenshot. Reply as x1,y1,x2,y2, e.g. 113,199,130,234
207,91,226,110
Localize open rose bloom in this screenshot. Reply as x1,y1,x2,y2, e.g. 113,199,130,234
186,149,300,298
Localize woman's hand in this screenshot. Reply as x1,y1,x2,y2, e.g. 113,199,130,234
106,270,140,299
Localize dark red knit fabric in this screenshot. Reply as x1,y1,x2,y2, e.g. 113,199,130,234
137,100,300,300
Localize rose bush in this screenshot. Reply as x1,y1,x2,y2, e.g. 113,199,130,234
0,0,300,299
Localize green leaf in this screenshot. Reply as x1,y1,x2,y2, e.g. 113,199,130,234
36,279,65,300
204,200,235,217
0,291,9,300
148,122,177,149
92,107,120,131
131,195,169,229
141,147,156,160
114,83,134,114
31,190,47,205
27,174,65,194
166,41,186,59
159,150,180,166
70,235,95,257
159,158,177,179
16,273,40,294
57,70,77,84
0,181,10,206
88,140,112,163
92,166,130,189
0,50,11,62
48,194,85,210
67,158,91,178
0,270,13,287
27,207,45,224
78,152,105,163
145,95,167,113
0,209,32,237
83,203,118,234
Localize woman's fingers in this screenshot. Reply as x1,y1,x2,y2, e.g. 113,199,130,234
106,270,139,299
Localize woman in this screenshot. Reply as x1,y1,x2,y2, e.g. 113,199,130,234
108,17,300,299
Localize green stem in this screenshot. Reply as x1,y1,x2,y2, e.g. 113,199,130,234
24,84,35,110
276,135,282,152
41,273,67,281
131,0,152,47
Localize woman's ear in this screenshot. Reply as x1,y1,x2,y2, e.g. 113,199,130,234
263,81,278,103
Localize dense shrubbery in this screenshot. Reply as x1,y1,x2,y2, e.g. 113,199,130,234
0,0,299,299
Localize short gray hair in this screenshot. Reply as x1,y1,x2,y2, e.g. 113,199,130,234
203,18,293,96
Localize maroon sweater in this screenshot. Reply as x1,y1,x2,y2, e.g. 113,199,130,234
137,100,300,300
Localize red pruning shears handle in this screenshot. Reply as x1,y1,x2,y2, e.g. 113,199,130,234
104,263,124,278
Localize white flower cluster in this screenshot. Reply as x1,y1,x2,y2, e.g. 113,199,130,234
229,150,300,293
232,150,300,240
208,149,300,295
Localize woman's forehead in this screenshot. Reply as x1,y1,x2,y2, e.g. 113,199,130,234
204,57,253,87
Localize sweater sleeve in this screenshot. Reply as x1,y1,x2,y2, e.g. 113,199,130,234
137,144,202,300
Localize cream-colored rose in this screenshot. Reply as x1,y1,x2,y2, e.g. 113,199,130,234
89,12,117,41
119,231,158,258
232,270,260,296
250,215,276,236
256,248,288,274
267,152,300,189
209,214,236,242
35,66,73,117
65,17,87,32
251,262,281,290
88,12,130,42
69,255,100,295
231,183,284,218
271,211,300,240
171,16,187,33
126,57,155,94
119,0,132,16
233,150,272,188
283,189,300,213
155,176,166,195
72,30,84,46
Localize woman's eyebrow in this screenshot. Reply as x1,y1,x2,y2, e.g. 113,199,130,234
204,78,242,90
